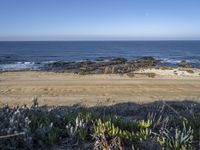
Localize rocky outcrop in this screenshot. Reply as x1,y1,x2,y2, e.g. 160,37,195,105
46,57,159,74
178,60,192,68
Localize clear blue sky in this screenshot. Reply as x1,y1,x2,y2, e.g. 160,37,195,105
0,0,200,40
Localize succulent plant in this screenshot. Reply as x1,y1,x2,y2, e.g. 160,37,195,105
0,100,200,149
66,112,90,141
157,121,194,150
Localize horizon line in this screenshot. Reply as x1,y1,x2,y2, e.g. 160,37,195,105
1,39,200,42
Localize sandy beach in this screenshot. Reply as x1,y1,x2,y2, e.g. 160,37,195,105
0,68,200,107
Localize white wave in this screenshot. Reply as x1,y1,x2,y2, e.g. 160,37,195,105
160,58,181,64
160,57,200,65
41,61,56,64
0,62,39,71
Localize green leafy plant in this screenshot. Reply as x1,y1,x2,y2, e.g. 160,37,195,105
94,118,152,144
66,112,91,141
157,121,193,150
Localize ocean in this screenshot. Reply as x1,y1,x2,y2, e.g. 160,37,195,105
0,41,200,70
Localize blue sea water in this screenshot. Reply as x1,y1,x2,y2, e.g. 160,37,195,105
0,41,200,70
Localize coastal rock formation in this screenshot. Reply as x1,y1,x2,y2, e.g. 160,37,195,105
46,56,159,74
128,56,159,69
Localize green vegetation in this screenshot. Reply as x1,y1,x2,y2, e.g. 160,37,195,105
146,72,156,78
1,100,200,149
186,70,194,74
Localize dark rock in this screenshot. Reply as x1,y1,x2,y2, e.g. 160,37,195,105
128,56,159,70
112,65,130,73
95,57,105,61
79,60,95,66
136,56,159,65
95,58,127,68
179,60,192,68
138,56,156,61
110,57,127,63
48,61,72,67
46,57,159,74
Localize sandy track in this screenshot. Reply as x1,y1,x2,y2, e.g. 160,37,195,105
0,71,200,106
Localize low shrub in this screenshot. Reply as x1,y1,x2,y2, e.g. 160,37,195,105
1,100,200,149
186,70,194,74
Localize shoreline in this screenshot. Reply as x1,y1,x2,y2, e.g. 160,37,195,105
0,68,200,107
1,56,199,72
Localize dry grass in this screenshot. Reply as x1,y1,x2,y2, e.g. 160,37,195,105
186,69,194,74
133,72,156,78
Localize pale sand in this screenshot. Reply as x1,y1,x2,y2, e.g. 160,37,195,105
135,67,200,78
0,70,200,107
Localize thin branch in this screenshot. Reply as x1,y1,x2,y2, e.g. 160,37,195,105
0,132,25,139
164,101,183,118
